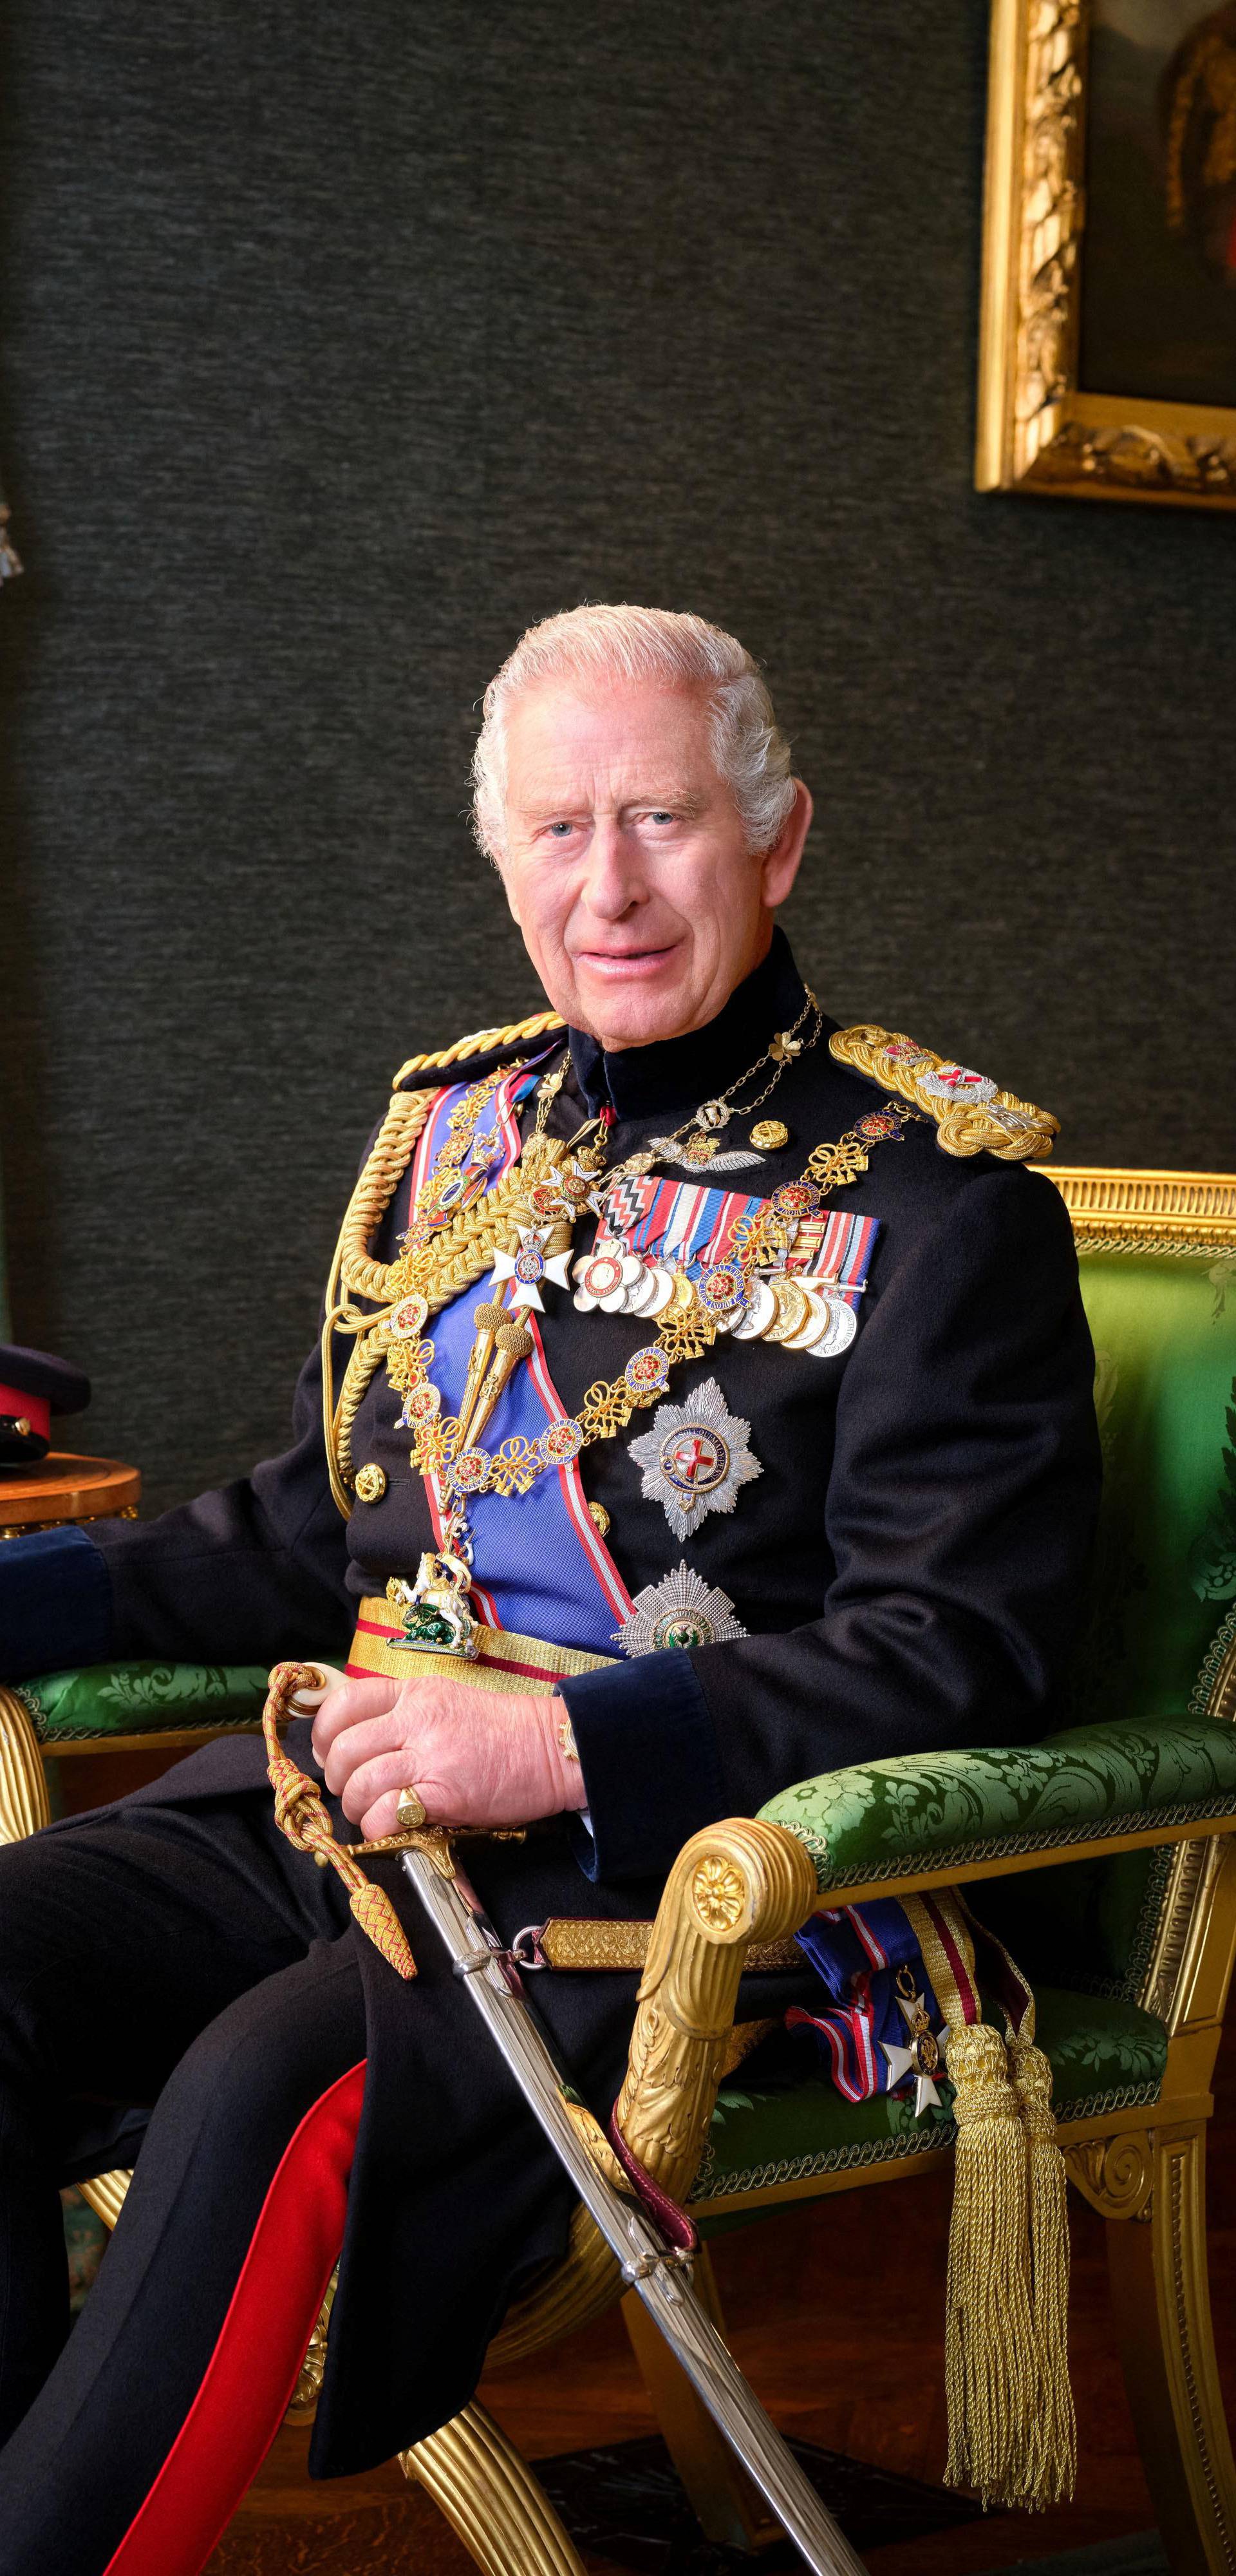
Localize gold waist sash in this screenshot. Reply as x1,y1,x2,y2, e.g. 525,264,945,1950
349,1598,617,1694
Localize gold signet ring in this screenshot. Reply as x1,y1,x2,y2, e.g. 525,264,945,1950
396,1785,429,1830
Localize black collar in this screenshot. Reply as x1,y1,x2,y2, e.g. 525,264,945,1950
566,929,810,1124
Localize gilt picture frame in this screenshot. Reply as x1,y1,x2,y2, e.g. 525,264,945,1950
977,0,1236,508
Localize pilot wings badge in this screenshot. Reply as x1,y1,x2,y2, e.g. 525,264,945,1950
646,1133,766,1174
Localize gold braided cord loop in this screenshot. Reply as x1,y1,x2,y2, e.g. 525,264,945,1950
332,1325,393,1494
829,1025,1059,1163
323,1052,568,1513
393,1007,565,1088
333,1086,438,1311
383,1160,535,1314
261,1662,417,1981
321,1086,437,1513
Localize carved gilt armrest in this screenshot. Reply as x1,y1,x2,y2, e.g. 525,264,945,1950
609,1718,1236,2211
610,1818,817,2204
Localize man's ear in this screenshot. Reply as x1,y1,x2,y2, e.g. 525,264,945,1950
759,779,813,910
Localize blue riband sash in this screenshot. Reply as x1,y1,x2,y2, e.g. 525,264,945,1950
393,1078,881,1655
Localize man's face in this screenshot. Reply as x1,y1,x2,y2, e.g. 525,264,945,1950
496,677,810,1050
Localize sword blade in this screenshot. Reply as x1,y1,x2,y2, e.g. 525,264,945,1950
402,1847,866,2576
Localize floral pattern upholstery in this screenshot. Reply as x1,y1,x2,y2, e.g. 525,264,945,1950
17,1662,272,1741
757,1716,1236,1891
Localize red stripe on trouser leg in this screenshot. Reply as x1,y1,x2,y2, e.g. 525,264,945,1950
102,2058,367,2576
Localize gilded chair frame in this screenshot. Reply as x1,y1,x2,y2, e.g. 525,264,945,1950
2,1166,1236,2575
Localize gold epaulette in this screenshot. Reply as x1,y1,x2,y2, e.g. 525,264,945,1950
829,1025,1059,1164
393,1007,565,1091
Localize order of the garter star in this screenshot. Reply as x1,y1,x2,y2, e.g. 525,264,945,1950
628,1378,762,1542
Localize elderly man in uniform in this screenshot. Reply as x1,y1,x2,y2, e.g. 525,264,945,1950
0,605,1100,2574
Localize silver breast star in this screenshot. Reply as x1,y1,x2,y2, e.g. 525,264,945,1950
614,1561,749,1658
628,1378,762,1541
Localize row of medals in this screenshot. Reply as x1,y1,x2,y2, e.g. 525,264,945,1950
568,1239,859,1359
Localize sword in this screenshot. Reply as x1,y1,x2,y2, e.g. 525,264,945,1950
402,1845,867,2576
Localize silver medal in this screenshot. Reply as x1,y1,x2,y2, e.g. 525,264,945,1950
623,1262,673,1316
803,1292,859,1358
628,1378,762,1540
729,1278,778,1341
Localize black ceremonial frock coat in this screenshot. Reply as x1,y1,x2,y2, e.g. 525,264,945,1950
3,932,1101,2474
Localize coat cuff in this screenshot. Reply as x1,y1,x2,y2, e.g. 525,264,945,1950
558,1651,726,1884
0,1524,113,1681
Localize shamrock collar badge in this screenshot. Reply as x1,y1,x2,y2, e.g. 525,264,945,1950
490,1225,574,1312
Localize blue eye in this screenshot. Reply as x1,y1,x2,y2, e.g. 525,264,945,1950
548,822,574,837
650,811,675,825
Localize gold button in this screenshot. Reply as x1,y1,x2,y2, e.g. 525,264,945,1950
587,1499,611,1537
355,1463,388,1504
750,1119,790,1151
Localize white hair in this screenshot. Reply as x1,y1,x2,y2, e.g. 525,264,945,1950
471,603,797,865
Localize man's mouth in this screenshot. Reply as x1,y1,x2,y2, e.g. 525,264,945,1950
574,943,681,976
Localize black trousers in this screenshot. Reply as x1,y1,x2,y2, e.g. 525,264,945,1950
0,1788,366,2576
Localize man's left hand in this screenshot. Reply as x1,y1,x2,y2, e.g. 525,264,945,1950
310,1672,583,1840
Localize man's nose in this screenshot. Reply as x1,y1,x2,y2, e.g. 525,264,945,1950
582,819,645,920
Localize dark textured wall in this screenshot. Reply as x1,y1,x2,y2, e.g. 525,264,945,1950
1,4,1234,1515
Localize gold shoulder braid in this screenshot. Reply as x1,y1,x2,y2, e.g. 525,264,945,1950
829,1026,1058,1163
392,1007,565,1090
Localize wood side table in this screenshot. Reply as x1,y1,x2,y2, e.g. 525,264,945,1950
0,1453,141,1540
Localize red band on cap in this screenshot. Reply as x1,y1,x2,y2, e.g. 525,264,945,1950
0,1385,50,1440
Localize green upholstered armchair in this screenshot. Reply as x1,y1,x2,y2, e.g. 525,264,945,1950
3,1163,1236,2576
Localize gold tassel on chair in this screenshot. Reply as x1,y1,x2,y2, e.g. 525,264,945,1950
903,1891,1074,2511
936,2016,1036,2506
964,1900,1076,2503
262,1662,417,1981
1008,2028,1077,2501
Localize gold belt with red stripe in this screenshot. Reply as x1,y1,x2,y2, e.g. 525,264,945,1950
348,1597,617,1694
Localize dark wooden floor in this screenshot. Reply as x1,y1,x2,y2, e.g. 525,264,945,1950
200,2005,1236,2574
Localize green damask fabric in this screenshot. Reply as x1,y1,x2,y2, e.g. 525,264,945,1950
1072,1252,1236,1728
17,1663,272,1741
988,1250,1236,1991
691,1984,1166,2210
758,1244,1236,1982
757,1715,1236,1890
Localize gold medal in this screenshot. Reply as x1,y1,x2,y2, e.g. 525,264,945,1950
765,1276,812,1343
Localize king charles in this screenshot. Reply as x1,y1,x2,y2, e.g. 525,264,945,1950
0,605,1099,2574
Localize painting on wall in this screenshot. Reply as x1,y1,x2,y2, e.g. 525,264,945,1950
977,0,1236,507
